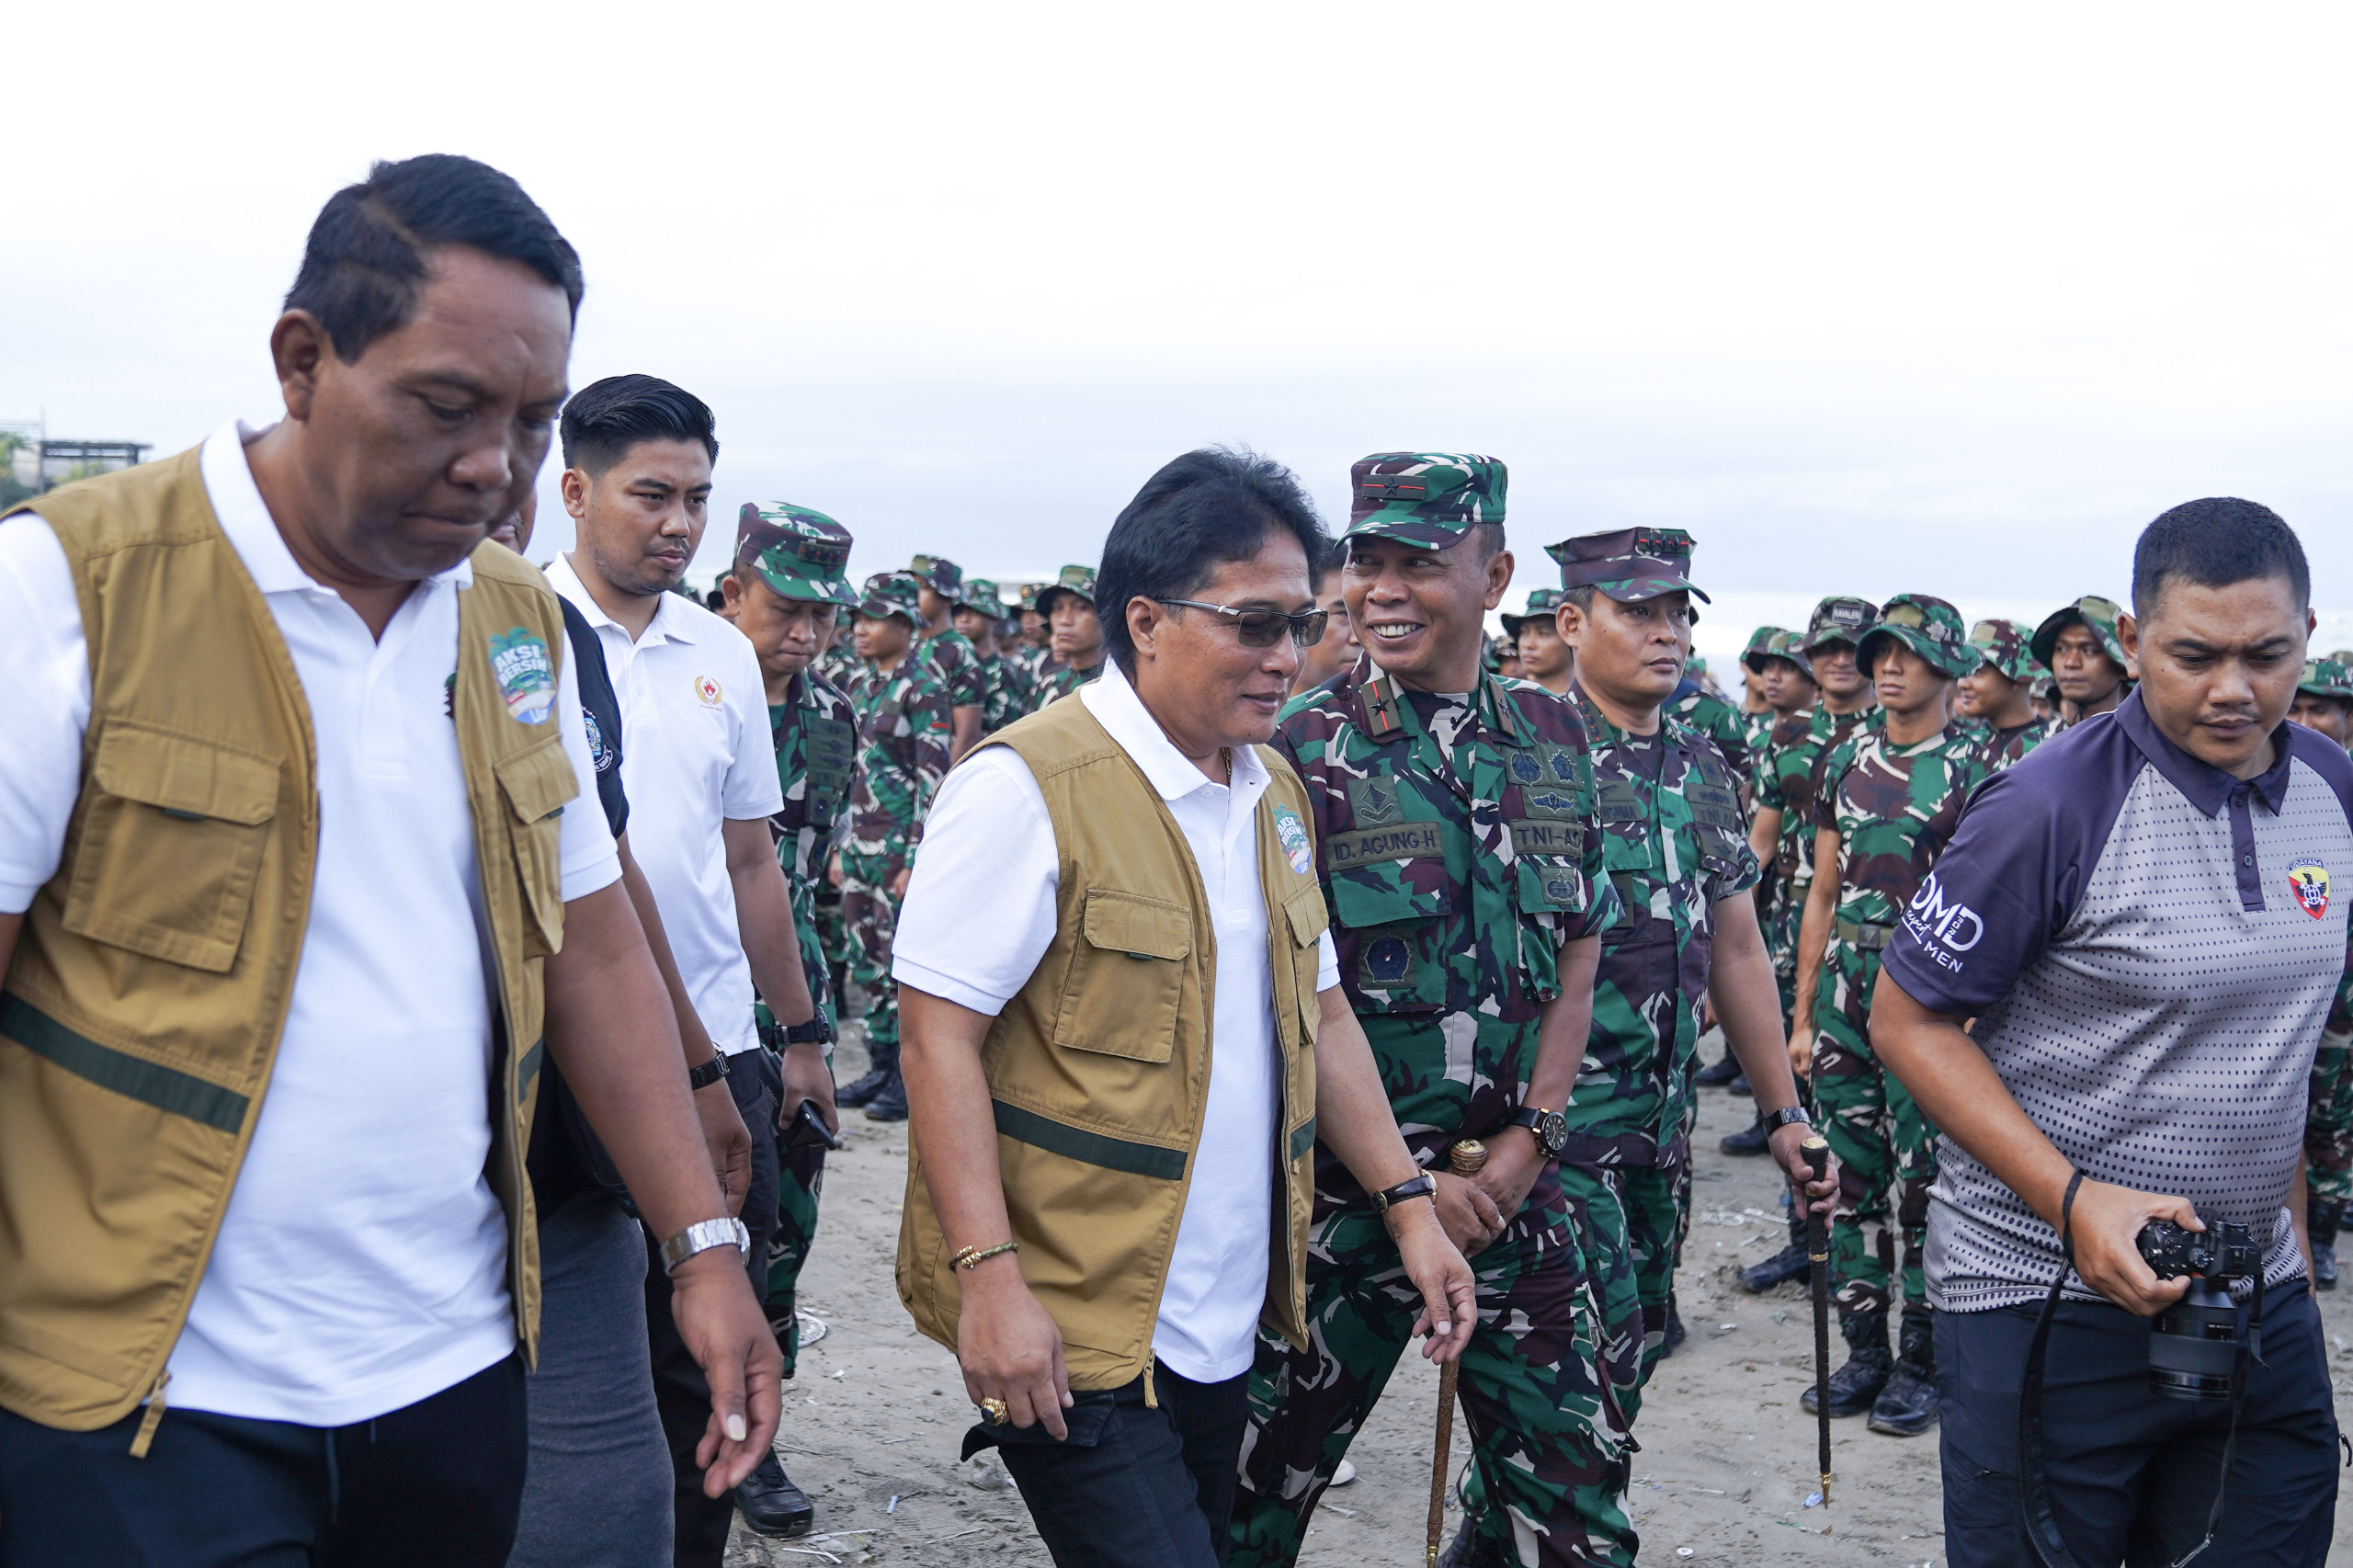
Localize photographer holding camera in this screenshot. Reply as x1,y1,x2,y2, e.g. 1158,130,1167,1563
1872,499,2347,1566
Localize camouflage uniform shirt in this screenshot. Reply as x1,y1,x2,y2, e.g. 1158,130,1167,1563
917,627,987,713
767,669,859,1012
977,650,1033,733
1668,681,1752,784
843,655,953,849
1979,716,2059,772
1813,722,1991,931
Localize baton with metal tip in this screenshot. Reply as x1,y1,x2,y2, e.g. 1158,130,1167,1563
1427,1358,1458,1566
1803,1133,1833,1511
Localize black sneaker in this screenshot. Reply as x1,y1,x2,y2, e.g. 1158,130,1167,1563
1693,1053,1744,1087
1738,1243,1811,1293
835,1067,891,1108
1719,1118,1772,1156
735,1451,814,1539
2315,1240,2337,1291
865,1069,908,1122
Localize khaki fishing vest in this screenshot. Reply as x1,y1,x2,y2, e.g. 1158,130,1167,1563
0,447,571,1438
896,693,1328,1392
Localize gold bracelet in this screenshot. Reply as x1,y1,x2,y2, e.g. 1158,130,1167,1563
952,1240,1020,1271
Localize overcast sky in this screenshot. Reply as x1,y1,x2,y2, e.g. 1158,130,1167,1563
11,2,2351,665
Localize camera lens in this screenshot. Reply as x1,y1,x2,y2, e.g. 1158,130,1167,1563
2147,1280,2243,1402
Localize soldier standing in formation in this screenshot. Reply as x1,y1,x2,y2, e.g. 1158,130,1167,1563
829,572,953,1124
954,577,1033,732
1954,618,2056,769
1502,586,1572,697
1035,564,1108,700
1789,595,1989,1438
909,554,987,760
1012,582,1059,689
2030,593,2133,725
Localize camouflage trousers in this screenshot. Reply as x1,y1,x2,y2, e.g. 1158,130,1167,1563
1812,939,1935,1315
1615,1162,1688,1409
2307,1025,2353,1207
1761,888,1805,1026
767,1136,826,1378
1231,1167,1641,1568
838,847,907,1050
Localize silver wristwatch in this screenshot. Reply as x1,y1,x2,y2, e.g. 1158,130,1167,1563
659,1217,751,1275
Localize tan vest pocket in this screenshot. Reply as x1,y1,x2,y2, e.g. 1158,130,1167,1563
1281,881,1329,1044
63,723,279,973
1052,890,1191,1062
496,738,577,959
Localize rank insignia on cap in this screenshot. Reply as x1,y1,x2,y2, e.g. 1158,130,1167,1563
2290,861,2331,918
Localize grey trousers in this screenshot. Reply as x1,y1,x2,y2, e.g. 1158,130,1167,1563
506,1194,672,1568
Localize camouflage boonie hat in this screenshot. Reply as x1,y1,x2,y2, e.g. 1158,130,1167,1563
1347,453,1506,547
736,502,858,608
2298,657,2353,699
1544,528,1711,606
2029,595,2131,672
958,577,1010,619
1498,587,1566,639
1034,563,1097,613
1017,583,1042,613
856,569,925,627
1802,596,1880,652
1763,628,1816,679
910,553,963,597
1739,625,1792,675
1968,618,2044,684
1859,593,1980,680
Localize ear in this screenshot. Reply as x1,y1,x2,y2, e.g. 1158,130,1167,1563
1482,548,1515,612
720,574,745,610
561,467,591,523
1126,595,1163,664
1554,599,1586,652
270,311,333,424
2115,610,2140,676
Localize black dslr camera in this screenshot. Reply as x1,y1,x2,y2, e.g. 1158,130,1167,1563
2135,1218,2260,1401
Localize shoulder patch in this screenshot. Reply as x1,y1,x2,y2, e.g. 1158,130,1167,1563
1274,803,1315,875
491,627,556,724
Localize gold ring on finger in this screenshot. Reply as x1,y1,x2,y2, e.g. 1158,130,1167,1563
978,1396,1009,1424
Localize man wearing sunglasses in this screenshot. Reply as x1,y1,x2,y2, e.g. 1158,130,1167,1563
1229,453,1638,1568
891,448,1473,1568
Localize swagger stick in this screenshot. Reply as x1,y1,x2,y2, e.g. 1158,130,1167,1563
1802,1134,1834,1509
1427,1139,1489,1564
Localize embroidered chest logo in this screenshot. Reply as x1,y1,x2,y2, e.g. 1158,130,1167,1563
693,675,723,709
1274,804,1315,876
584,709,618,774
1510,752,1542,784
1348,776,1404,827
489,629,556,724
2288,861,2331,919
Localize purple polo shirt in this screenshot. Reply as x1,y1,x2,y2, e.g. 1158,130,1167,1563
1882,688,2353,1311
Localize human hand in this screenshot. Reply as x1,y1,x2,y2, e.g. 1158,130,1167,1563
1472,1131,1544,1226
891,866,912,901
1389,1202,1477,1363
1432,1171,1506,1257
957,1259,1074,1438
777,1041,837,1134
1768,1122,1837,1218
692,1075,753,1218
1788,1025,1815,1078
2059,1179,2198,1317
827,855,844,890
671,1247,784,1495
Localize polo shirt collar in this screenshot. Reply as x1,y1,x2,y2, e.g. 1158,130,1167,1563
201,419,474,597
2115,686,2298,816
1080,658,1269,802
549,552,699,646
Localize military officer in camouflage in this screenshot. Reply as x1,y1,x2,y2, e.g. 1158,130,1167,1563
2030,593,2134,726
2295,657,2353,1288
1790,594,1988,1438
1230,453,1632,1568
953,577,1034,732
829,571,953,1123
1954,618,2055,770
909,554,987,761
1501,587,1572,697
1035,564,1108,700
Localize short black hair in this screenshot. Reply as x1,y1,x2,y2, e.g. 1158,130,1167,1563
2132,498,2309,619
283,154,583,364
1097,447,1330,676
560,374,719,475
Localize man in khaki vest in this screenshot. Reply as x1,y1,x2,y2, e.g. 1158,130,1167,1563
0,154,776,1565
892,449,1475,1568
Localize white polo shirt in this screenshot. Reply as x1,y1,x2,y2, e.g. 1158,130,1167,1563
893,660,1339,1382
550,555,781,1056
0,419,620,1425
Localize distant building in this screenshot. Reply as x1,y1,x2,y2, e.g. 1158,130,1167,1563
39,438,151,493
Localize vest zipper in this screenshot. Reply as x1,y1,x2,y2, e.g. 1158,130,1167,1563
128,1369,170,1458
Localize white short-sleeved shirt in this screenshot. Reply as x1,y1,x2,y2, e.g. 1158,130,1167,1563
0,420,620,1425
893,660,1339,1382
549,555,782,1056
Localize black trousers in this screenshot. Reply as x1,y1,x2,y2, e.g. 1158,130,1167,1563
644,1045,782,1568
969,1361,1249,1568
1938,1285,2339,1567
0,1351,525,1568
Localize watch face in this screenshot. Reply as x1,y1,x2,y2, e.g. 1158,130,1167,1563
1539,1111,1569,1156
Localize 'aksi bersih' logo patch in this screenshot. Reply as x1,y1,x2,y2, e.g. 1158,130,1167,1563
2289,861,2331,919
490,629,556,724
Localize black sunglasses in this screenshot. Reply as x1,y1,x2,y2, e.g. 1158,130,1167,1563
1152,597,1329,649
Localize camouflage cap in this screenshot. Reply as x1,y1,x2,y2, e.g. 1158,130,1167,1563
1498,587,1567,639
1347,453,1506,547
1017,583,1042,613
856,569,925,627
958,577,1010,619
2298,657,2353,700
1801,596,1881,653
909,553,963,597
2029,595,2131,672
1764,628,1817,680
1544,528,1711,606
1859,593,1981,680
1738,624,1792,675
1034,563,1097,613
1968,618,2045,685
735,502,859,608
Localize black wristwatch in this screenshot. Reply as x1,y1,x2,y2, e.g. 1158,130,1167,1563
1760,1106,1813,1134
1506,1105,1570,1159
1372,1174,1438,1213
687,1054,728,1092
757,1013,836,1050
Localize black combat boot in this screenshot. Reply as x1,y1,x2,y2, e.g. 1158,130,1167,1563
735,1450,815,1539
1728,1073,1752,1096
864,1056,908,1122
1693,1052,1744,1087
1739,1208,1812,1293
1867,1309,1939,1436
835,1040,896,1108
1719,1115,1772,1156
2312,1199,2339,1291
1658,1297,1688,1360
1436,1517,1510,1568
1801,1308,1891,1418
